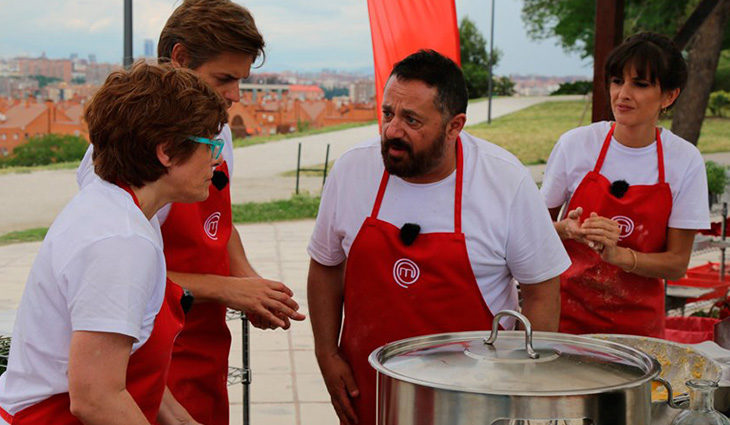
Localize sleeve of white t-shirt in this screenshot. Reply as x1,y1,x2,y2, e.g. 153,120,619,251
668,149,710,229
540,136,571,209
63,235,161,341
506,175,571,284
307,163,346,266
76,144,96,189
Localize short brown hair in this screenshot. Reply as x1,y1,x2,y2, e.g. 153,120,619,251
85,61,228,186
158,0,265,69
605,32,687,110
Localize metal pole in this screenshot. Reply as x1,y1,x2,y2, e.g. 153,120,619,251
721,202,727,281
487,0,495,124
295,142,302,195
322,144,330,187
242,315,250,425
123,0,133,68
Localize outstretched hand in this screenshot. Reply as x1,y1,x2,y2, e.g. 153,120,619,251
224,278,306,329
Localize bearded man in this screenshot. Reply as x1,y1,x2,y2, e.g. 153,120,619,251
306,49,570,425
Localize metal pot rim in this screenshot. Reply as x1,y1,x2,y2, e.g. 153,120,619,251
369,330,662,396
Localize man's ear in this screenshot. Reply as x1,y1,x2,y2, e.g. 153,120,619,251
446,113,467,140
170,43,188,68
157,143,173,168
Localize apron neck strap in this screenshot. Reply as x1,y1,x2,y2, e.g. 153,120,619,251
371,137,464,233
116,181,142,209
594,123,665,184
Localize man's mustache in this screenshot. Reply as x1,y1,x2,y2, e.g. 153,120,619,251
382,138,412,153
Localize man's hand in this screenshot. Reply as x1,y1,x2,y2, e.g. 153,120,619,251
317,350,359,425
556,207,587,242
223,278,305,329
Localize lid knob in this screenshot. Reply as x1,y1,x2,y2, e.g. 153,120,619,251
484,310,539,359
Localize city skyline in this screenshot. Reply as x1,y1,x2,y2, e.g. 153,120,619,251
0,0,592,78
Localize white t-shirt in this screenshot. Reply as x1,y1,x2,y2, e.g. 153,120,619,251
541,121,710,230
307,131,571,327
0,179,166,416
76,124,235,224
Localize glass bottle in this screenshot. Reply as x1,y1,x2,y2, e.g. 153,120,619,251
671,379,730,425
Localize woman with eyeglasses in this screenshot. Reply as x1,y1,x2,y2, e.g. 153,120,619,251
0,62,228,425
541,32,710,338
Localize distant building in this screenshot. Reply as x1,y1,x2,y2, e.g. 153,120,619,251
349,80,375,103
17,57,73,82
144,39,155,58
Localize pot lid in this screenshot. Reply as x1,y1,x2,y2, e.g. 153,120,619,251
368,311,660,396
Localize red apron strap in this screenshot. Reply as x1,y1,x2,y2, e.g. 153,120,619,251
656,128,665,184
370,169,390,218
454,137,463,234
593,123,616,173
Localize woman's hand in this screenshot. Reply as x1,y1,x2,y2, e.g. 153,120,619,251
581,212,621,256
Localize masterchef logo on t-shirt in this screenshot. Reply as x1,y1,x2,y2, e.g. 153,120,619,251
204,212,222,240
393,258,420,288
611,215,635,240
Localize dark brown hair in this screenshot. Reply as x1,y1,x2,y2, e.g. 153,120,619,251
605,32,687,109
390,49,468,119
158,0,265,69
85,60,228,186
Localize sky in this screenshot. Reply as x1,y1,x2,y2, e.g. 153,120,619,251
0,0,592,78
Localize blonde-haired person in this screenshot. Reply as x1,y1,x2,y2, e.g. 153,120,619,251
0,62,227,425
541,32,710,338
76,2,305,424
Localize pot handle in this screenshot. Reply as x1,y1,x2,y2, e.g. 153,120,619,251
483,310,539,359
653,377,688,409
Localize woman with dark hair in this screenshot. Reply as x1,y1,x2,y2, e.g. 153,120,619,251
541,32,710,337
0,62,228,425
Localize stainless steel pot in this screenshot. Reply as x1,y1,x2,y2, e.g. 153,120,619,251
368,311,681,425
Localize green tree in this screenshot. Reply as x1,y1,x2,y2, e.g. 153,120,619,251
5,134,88,167
459,17,507,99
521,0,730,145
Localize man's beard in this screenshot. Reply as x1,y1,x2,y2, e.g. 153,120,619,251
380,128,447,178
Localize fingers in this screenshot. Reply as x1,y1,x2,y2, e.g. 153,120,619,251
333,370,359,424
566,207,583,219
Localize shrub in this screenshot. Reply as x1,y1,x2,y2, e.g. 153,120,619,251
706,161,728,196
551,80,592,95
4,134,88,167
708,91,730,118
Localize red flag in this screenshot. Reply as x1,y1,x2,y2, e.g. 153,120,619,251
367,0,460,126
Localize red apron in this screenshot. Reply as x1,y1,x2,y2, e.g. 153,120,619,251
559,124,672,337
162,161,232,425
0,185,185,424
340,138,497,425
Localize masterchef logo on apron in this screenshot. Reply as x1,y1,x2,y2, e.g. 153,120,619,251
611,215,635,240
393,258,420,288
204,212,222,240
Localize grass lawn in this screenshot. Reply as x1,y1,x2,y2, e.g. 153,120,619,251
233,120,376,148
0,161,80,175
467,100,730,165
0,228,48,245
231,193,320,223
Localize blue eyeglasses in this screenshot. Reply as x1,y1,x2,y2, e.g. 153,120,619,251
188,136,224,160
